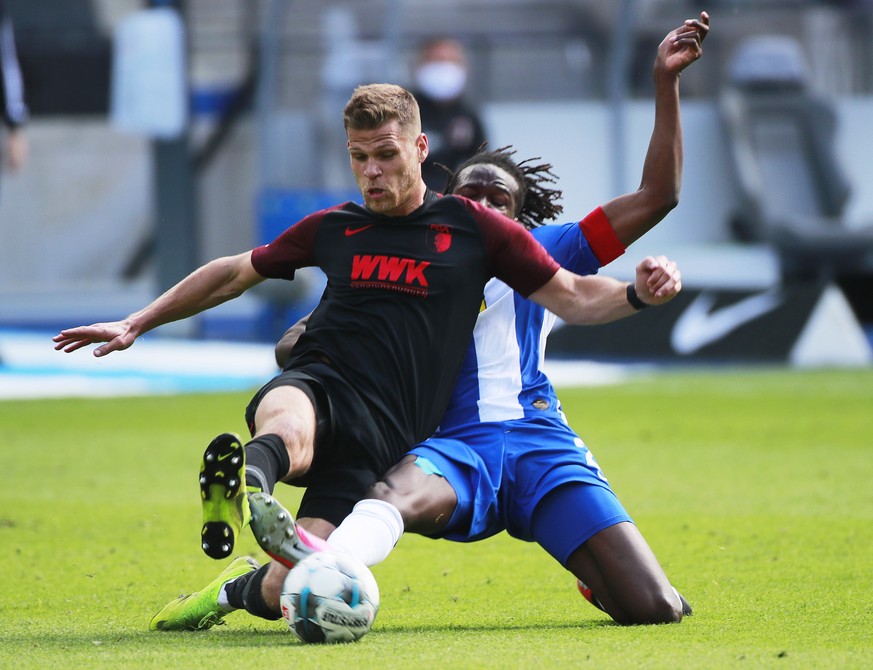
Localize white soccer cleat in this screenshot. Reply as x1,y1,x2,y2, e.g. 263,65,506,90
249,492,318,568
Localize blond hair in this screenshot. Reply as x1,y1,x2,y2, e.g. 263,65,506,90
343,83,422,136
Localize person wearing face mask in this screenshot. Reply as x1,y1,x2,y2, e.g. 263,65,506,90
412,37,487,192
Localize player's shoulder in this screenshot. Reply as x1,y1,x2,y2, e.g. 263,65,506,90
298,200,371,227
421,192,484,224
442,193,504,223
322,200,367,218
531,221,577,241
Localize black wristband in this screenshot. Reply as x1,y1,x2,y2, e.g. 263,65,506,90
626,283,649,310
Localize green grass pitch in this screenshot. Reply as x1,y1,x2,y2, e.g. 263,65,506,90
1,367,871,669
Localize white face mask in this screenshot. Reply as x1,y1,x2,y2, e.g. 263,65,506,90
415,61,467,101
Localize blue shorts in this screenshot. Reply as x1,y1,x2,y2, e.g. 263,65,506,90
409,415,632,566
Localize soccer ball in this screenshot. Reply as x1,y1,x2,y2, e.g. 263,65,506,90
279,552,380,644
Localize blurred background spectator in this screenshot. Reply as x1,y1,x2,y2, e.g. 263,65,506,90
1,0,872,365
0,0,27,180
410,37,487,192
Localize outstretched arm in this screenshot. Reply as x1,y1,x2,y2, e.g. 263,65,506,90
529,256,681,325
53,251,265,357
601,11,709,246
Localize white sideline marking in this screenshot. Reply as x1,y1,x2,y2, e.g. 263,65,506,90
0,330,636,400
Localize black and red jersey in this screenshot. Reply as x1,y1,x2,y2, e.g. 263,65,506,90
251,191,559,465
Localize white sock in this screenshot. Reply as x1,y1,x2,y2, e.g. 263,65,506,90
327,499,404,567
217,582,235,611
672,586,689,615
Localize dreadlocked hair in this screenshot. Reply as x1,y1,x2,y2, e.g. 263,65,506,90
444,145,564,229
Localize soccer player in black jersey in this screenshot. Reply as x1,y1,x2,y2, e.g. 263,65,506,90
55,82,681,629
135,12,705,632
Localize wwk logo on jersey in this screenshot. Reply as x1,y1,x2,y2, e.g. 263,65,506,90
351,255,431,296
427,224,452,253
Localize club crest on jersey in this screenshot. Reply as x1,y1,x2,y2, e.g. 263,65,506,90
427,224,453,253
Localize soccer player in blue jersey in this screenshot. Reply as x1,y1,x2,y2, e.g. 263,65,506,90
257,151,690,624
143,12,707,630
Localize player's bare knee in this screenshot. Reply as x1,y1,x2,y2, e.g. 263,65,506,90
255,387,316,448
278,421,313,464
361,455,456,532
365,479,407,509
256,414,315,474
362,481,421,528
628,591,683,625
652,595,683,624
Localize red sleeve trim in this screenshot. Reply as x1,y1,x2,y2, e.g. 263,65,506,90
251,210,324,279
578,207,625,265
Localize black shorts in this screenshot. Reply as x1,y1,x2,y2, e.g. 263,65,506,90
244,360,389,526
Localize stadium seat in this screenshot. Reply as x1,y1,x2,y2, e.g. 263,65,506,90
719,36,873,282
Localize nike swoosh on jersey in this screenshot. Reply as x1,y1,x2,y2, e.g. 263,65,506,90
671,290,783,354
345,224,375,237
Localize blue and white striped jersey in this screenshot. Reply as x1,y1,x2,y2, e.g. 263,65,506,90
438,210,623,429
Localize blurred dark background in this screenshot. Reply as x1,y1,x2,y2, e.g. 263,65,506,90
2,0,872,365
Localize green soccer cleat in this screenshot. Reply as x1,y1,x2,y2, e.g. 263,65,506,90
199,433,253,559
149,556,260,631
